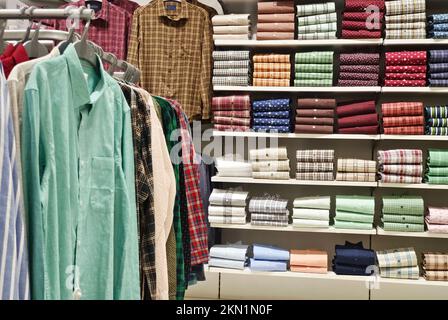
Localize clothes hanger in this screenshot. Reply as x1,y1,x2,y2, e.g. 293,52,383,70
20,7,35,44
104,52,118,75
23,21,50,58
73,7,99,69
57,7,78,53
0,20,7,54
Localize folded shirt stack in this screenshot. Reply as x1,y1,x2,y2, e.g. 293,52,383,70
208,244,249,270
425,149,448,185
425,105,448,135
338,53,380,86
385,51,427,86
294,51,334,87
250,244,290,271
249,197,290,227
213,50,251,86
296,2,337,40
295,98,336,133
423,252,448,281
426,206,448,234
336,159,377,182
252,53,291,87
334,195,375,230
215,157,252,178
252,98,292,133
336,100,379,134
376,247,419,279
290,249,328,273
292,196,330,228
208,188,249,225
342,0,384,39
212,14,251,40
257,1,295,40
385,0,426,39
378,149,423,183
428,50,448,87
249,147,290,180
333,241,376,276
382,196,425,232
296,149,335,181
212,95,251,131
428,14,448,39
381,101,424,135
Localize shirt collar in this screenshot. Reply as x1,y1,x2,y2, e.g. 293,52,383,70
80,0,109,22
63,43,108,108
156,0,189,21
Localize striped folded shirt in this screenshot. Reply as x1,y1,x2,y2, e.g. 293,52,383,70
337,159,376,173
427,118,448,127
377,149,423,165
426,127,448,135
336,172,376,182
298,12,337,26
425,106,448,118
297,31,337,40
296,172,334,181
296,149,334,162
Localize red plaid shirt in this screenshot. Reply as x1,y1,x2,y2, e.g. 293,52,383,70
383,115,425,127
214,124,251,131
212,95,251,111
214,117,251,126
378,149,423,165
170,100,208,266
383,126,425,135
381,102,423,117
213,110,250,118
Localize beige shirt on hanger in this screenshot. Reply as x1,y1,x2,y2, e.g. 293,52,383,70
135,87,175,300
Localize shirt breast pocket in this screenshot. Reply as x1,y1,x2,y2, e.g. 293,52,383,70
90,157,115,214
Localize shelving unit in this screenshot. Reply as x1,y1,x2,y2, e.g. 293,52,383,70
212,176,378,187
377,228,448,239
214,39,383,47
213,86,382,92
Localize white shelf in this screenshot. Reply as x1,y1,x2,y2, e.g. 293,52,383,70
210,223,376,235
212,176,377,187
212,130,380,140
381,135,448,141
384,39,448,46
377,227,448,239
214,39,383,47
213,86,382,93
382,87,448,93
378,182,448,190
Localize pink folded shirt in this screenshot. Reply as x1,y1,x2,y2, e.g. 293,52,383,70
426,222,448,234
426,207,448,225
290,266,328,274
257,13,295,23
257,32,295,40
257,22,295,32
258,1,295,14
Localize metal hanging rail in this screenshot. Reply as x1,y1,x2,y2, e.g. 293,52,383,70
0,7,94,20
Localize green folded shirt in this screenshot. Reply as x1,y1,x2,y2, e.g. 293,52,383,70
335,195,375,215
336,211,375,223
294,79,333,87
382,214,424,224
295,51,333,64
295,63,333,73
426,175,448,184
428,149,448,167
382,196,424,216
382,221,425,232
295,72,333,80
333,220,373,230
426,166,448,176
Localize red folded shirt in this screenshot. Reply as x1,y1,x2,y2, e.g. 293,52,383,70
295,117,334,126
297,98,336,109
340,65,380,73
345,0,385,11
383,126,424,135
296,109,334,117
338,125,379,134
342,20,382,30
342,29,382,38
214,116,251,126
383,115,425,127
386,51,427,66
212,95,251,111
343,11,384,21
338,113,378,128
214,124,251,132
384,79,427,86
337,100,377,117
386,73,426,80
386,65,427,73
338,79,379,86
339,72,379,81
213,110,251,118
381,102,423,117
295,125,333,134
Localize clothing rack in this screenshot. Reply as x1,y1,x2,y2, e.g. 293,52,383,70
0,7,94,20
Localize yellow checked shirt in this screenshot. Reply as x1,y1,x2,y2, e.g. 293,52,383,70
127,0,212,120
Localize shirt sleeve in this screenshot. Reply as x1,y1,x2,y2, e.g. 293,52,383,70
127,11,141,73
200,15,212,120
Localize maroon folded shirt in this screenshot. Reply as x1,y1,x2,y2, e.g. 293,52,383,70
295,125,334,134
338,79,379,86
339,72,379,81
296,109,334,117
342,29,382,38
338,125,379,134
295,117,334,125
345,0,385,11
342,20,382,30
343,12,384,21
337,100,376,117
297,98,336,109
340,65,380,73
340,53,380,65
338,113,378,128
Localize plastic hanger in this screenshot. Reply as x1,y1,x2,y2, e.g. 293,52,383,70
23,21,50,58
20,7,35,44
105,52,118,75
73,7,99,68
57,6,79,53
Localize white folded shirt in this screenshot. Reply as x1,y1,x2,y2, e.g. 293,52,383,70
252,160,290,172
212,14,251,26
249,147,288,161
216,158,252,177
208,206,246,217
213,34,251,40
209,188,249,207
293,196,331,209
292,219,330,228
208,215,247,224
210,244,248,261
213,25,250,34
292,208,330,221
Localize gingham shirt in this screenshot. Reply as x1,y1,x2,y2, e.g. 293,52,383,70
295,64,333,73
253,78,290,87
296,149,334,163
209,189,248,207
213,77,249,86
383,115,425,127
253,54,290,63
253,71,291,79
337,159,376,173
298,22,337,34
385,29,427,39
214,60,250,69
377,149,423,164
423,252,448,270
252,171,290,180
248,198,289,214
296,2,335,17
376,247,418,268
297,31,337,40
336,172,377,182
298,12,337,26
386,21,426,30
295,51,333,64
251,220,288,227
385,12,425,23
385,0,426,16
128,0,212,120
254,63,291,72
382,221,425,232
294,79,333,87
382,102,423,116
296,172,334,180
213,51,250,61
382,196,424,215
212,95,251,111
380,266,420,279
383,214,423,224
213,68,250,77
296,162,334,172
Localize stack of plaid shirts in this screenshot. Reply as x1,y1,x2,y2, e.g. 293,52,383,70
213,50,251,86
341,0,384,39
426,206,448,234
428,14,448,39
425,105,448,135
295,98,336,134
292,196,330,228
338,53,380,86
212,14,251,40
252,54,291,87
252,98,292,133
334,196,375,230
381,101,425,135
333,241,376,276
378,149,423,183
209,244,249,270
423,252,448,281
249,147,290,180
385,51,427,86
290,250,328,274
336,158,377,182
249,197,289,227
212,95,251,131
296,2,337,40
208,189,249,225
336,100,379,134
382,196,425,232
425,149,448,185
385,0,426,39
294,51,334,87
250,244,289,272
257,1,295,40
376,248,420,279
428,50,448,87
296,149,335,181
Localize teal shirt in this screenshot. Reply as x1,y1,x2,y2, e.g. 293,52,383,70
22,44,139,300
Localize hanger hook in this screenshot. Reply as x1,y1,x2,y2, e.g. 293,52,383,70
79,7,91,43
21,6,37,43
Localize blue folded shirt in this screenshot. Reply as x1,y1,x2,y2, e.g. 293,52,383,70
252,99,291,112
253,118,291,126
250,259,287,272
428,14,448,24
252,111,290,118
428,31,448,39
334,241,376,267
253,125,291,133
332,262,374,276
252,244,290,261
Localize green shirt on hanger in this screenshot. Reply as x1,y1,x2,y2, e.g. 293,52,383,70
22,44,139,300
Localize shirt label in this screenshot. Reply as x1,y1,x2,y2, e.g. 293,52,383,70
166,4,177,10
